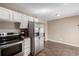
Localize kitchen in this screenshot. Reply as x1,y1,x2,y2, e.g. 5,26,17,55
0,5,45,56
1,3,79,56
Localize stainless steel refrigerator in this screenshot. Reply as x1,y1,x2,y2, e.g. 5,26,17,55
28,21,45,55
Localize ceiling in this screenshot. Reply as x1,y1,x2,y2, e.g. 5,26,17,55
0,3,79,21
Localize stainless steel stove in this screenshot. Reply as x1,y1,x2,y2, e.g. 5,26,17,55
0,32,24,56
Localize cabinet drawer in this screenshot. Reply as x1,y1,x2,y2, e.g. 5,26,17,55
24,39,30,44
24,41,30,45
24,48,30,56
24,44,30,48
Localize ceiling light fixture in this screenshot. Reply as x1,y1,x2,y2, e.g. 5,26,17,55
33,8,52,14
56,14,60,16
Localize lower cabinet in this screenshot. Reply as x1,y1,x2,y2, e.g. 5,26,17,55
23,38,30,56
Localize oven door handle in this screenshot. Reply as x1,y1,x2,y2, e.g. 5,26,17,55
0,41,24,48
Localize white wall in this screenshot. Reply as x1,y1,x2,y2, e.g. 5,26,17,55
0,21,20,32
47,16,79,47
45,21,48,41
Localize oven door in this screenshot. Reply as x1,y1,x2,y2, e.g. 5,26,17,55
0,41,23,56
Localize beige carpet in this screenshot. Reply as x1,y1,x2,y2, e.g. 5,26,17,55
37,41,79,56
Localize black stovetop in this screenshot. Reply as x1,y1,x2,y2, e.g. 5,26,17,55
0,32,23,46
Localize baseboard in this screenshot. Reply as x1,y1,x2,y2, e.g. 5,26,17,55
48,39,79,48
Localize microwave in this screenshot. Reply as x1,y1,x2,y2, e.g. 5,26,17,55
0,41,24,56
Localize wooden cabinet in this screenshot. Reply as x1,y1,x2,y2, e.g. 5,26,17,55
0,7,10,21
23,38,30,56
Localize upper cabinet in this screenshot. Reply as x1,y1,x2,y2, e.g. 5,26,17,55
34,18,39,23
28,16,34,22
0,7,41,28
20,14,28,28
0,7,10,21
12,11,22,22
21,14,28,22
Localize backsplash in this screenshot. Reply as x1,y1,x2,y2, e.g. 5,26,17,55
0,21,20,32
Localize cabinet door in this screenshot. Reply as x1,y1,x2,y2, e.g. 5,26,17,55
24,38,30,48
20,15,28,28
28,16,34,22
0,7,10,21
24,48,30,56
34,18,39,23
23,15,28,22
24,38,30,56
12,11,21,22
